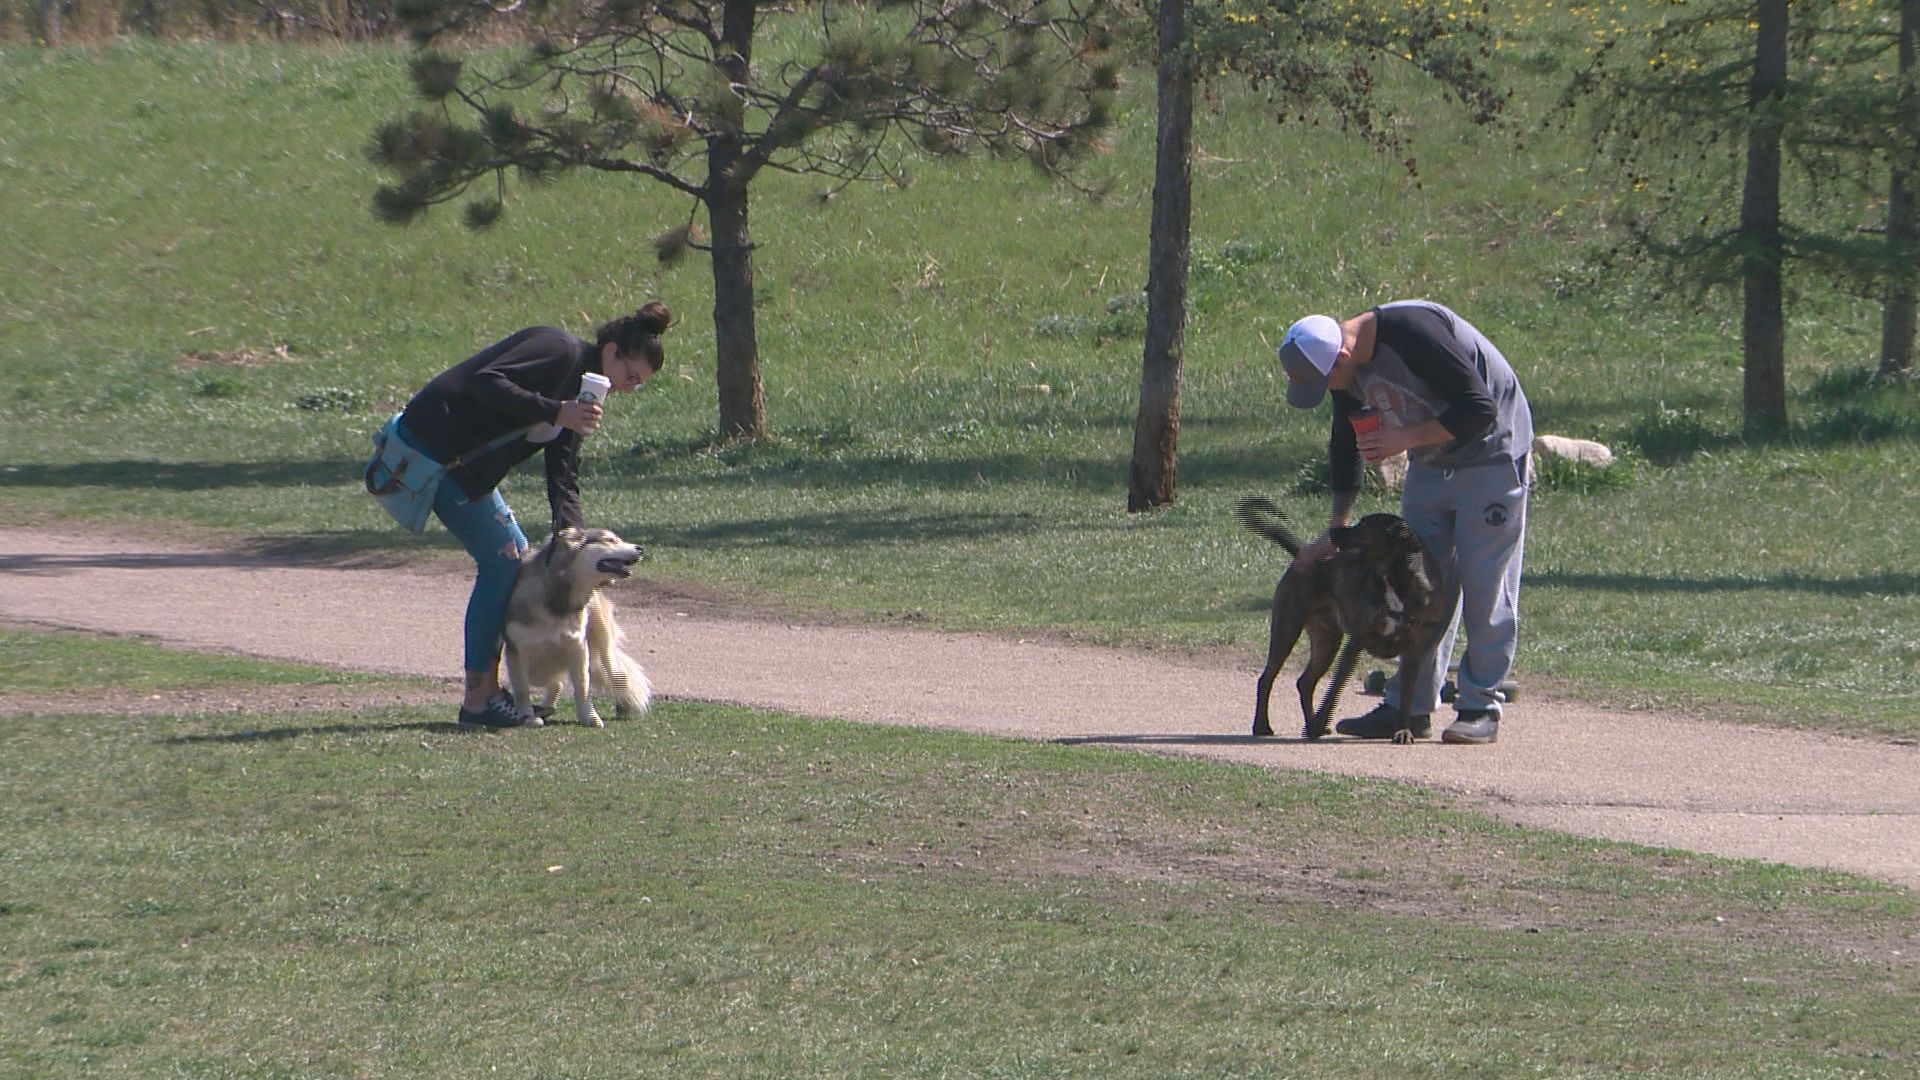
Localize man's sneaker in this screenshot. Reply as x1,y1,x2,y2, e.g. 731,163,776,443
457,694,532,731
1334,702,1431,740
1442,709,1499,745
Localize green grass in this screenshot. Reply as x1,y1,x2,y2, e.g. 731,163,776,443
1,631,1915,1078
0,18,1914,739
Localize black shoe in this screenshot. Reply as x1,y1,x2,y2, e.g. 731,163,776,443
457,694,531,731
1334,702,1431,740
1442,709,1499,745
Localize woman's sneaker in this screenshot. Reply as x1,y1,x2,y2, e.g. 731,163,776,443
458,694,533,731
1442,710,1499,745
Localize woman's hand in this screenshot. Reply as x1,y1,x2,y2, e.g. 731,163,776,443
556,400,603,436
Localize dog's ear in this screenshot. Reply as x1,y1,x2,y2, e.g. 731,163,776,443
1383,517,1435,594
1384,517,1422,553
538,534,560,567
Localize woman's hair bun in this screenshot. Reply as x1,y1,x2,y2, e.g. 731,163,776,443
596,300,674,369
632,300,673,335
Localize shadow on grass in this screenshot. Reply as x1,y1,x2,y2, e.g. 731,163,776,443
3,445,1283,502
620,432,1302,494
0,533,434,575
1529,569,1919,597
643,507,1045,549
0,458,358,490
164,720,462,744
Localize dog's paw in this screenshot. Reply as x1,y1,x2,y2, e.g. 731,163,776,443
1391,729,1415,745
1301,722,1329,741
580,713,606,729
1252,719,1275,737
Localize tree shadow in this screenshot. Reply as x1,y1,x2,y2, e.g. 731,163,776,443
0,458,359,491
643,506,1046,550
0,532,436,576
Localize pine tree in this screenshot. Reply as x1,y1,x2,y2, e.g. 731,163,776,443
369,0,1123,441
1565,0,1913,430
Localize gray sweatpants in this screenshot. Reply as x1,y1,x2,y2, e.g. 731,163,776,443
1386,457,1529,717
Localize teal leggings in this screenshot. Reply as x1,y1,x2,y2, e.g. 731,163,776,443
432,482,529,674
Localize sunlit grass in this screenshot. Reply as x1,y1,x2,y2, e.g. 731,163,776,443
0,32,1913,737
0,631,1914,1078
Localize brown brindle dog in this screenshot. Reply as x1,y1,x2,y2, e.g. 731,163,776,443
1235,497,1450,742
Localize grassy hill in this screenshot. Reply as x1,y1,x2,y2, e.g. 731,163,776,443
0,13,1913,733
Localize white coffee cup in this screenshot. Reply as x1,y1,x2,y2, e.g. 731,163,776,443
579,372,612,405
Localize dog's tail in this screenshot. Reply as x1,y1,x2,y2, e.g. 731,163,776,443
586,591,653,717
1234,496,1304,557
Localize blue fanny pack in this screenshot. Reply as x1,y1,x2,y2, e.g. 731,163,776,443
364,415,533,533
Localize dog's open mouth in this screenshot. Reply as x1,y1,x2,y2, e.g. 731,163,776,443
595,555,640,578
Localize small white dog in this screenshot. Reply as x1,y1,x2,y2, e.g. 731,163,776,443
502,526,653,728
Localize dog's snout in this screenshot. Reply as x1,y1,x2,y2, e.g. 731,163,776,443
592,544,644,578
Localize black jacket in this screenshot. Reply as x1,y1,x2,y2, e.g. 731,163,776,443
400,327,604,531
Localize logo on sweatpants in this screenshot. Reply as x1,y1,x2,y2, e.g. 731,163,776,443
1483,502,1510,527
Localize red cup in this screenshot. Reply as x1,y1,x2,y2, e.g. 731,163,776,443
1350,407,1381,436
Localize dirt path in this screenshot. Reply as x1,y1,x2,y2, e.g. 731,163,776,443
4,524,1917,892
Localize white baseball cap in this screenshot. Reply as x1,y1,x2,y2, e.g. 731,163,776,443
1277,314,1342,408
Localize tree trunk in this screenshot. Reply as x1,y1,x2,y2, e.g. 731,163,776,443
707,0,767,441
1882,0,1919,379
35,0,61,43
1128,0,1192,512
1740,0,1789,435
706,174,766,441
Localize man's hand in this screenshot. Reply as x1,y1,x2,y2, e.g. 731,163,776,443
556,400,603,436
1362,419,1450,463
1297,533,1340,564
1356,427,1398,464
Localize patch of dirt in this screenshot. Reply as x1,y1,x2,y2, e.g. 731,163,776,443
177,343,297,368
824,788,1920,972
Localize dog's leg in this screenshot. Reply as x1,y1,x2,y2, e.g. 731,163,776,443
502,642,541,727
1254,581,1306,737
1294,622,1342,739
1308,636,1362,740
568,640,602,728
1392,626,1449,744
1391,657,1424,745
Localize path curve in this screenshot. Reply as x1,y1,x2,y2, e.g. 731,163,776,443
2,525,1915,891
